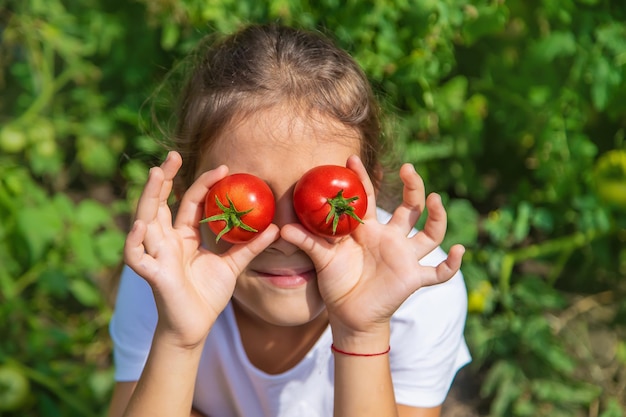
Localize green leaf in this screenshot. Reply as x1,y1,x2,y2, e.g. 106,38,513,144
532,31,577,61
68,228,99,270
161,21,180,50
481,360,520,398
37,269,70,299
434,76,468,125
16,205,64,263
77,135,119,177
68,279,101,307
530,379,600,404
27,140,63,175
75,199,112,232
94,229,125,266
461,4,509,45
490,372,523,417
512,202,532,244
596,22,626,57
513,277,567,311
88,368,115,402
443,198,479,248
589,54,622,110
616,341,626,365
599,398,625,417
484,208,515,246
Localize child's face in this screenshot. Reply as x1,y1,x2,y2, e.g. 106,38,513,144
196,105,362,327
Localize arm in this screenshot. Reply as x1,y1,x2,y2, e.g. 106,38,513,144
108,382,136,417
190,409,208,417
398,405,442,417
121,329,205,417
332,328,444,417
117,152,279,417
282,157,464,417
108,382,210,417
331,323,396,416
330,326,443,417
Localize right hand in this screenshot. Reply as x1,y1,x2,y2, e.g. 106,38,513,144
124,151,280,349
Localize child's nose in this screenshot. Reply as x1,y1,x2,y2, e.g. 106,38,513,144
272,192,298,228
263,191,301,256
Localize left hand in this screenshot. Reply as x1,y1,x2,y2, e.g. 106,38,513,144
281,155,465,345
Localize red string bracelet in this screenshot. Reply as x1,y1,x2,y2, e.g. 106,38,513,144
331,344,391,357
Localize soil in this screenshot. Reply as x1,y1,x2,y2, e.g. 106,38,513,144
442,366,484,417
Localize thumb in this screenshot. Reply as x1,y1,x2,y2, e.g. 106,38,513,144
280,223,336,269
221,224,281,273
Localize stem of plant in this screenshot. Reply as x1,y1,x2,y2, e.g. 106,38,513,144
325,189,363,235
498,228,611,311
200,193,257,242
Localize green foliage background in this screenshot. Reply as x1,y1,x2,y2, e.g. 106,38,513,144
1,0,625,415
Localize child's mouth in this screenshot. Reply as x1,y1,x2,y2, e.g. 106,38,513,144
255,269,316,289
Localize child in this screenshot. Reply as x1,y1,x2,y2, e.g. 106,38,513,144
108,23,470,417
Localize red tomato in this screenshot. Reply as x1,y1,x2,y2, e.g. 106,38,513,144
201,173,275,243
293,165,367,238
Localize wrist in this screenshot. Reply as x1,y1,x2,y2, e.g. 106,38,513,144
329,320,391,356
153,322,209,352
331,343,390,357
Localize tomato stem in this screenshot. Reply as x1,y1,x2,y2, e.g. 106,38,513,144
200,193,258,242
325,189,364,234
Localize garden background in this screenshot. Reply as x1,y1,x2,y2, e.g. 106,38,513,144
1,0,625,416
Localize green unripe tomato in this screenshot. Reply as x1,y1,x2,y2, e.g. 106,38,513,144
0,365,31,411
593,150,626,209
0,126,27,153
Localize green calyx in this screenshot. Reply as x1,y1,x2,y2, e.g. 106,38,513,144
200,193,257,242
325,189,363,234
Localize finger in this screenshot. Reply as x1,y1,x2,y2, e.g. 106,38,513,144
388,163,425,232
346,155,377,220
154,152,183,228
174,165,229,230
221,224,281,274
124,220,146,262
124,220,160,283
420,244,465,288
135,153,181,220
409,193,449,258
421,193,447,242
134,164,181,255
135,166,167,223
130,168,171,255
280,223,335,269
159,151,183,200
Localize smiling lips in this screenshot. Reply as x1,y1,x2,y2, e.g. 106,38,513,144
255,269,316,289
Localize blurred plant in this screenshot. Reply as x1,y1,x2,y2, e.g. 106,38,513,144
0,0,163,415
1,0,625,415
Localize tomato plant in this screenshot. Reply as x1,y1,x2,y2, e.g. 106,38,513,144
293,165,367,238
201,173,275,243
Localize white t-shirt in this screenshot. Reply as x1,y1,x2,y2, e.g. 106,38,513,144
109,209,471,415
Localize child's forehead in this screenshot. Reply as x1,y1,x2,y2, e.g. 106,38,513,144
197,106,362,176
215,106,361,152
